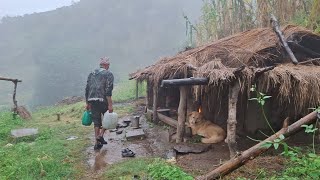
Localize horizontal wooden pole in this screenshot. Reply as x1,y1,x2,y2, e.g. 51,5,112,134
161,77,208,87
0,77,22,82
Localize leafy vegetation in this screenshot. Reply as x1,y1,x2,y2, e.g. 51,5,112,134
197,0,320,45
104,158,193,180
148,158,193,180
247,85,320,180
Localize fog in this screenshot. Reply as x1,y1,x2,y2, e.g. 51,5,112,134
0,0,202,108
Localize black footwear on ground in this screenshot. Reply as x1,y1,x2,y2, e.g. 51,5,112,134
94,143,103,151
97,136,108,144
122,148,135,157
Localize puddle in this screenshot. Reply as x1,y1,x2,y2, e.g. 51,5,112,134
86,113,172,170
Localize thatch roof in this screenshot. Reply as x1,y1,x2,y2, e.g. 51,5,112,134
130,25,320,113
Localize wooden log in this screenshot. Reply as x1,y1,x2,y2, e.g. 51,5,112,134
226,81,240,159
176,86,187,143
270,14,298,65
147,108,177,128
197,111,318,180
161,78,208,87
0,77,22,82
158,112,178,128
152,85,159,123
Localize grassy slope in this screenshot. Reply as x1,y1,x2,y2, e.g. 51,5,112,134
0,81,141,179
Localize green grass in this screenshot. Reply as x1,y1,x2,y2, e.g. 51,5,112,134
103,158,193,180
0,107,91,179
104,158,154,179
112,80,146,103
0,97,136,179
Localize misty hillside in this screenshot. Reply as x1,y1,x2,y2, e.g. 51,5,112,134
0,0,202,108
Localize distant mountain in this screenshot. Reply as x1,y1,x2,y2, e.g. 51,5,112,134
0,0,202,107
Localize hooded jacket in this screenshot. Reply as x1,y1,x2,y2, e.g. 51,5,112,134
85,68,114,102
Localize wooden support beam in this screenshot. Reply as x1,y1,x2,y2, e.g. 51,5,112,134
0,77,22,82
270,14,298,65
145,81,149,113
12,81,18,117
197,111,318,180
161,78,208,87
176,86,187,143
135,80,139,99
226,81,240,159
152,85,159,123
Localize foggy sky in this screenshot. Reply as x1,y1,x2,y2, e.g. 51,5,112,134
0,0,79,17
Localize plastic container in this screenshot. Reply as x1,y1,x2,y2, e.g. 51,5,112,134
82,110,92,126
102,111,118,129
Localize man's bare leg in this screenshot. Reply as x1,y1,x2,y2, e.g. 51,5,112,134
94,127,100,144
99,128,107,137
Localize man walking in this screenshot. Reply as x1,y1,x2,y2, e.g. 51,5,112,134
85,57,114,150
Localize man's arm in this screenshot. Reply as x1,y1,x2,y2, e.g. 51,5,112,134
105,72,114,113
85,73,91,110
85,73,91,103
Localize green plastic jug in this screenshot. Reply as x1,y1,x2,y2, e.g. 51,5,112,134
82,110,92,126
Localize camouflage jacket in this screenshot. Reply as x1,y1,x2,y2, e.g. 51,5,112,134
85,68,114,102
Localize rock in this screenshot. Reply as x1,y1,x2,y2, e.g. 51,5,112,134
173,143,212,154
66,136,78,140
5,143,13,148
125,129,145,140
11,128,38,138
165,149,177,164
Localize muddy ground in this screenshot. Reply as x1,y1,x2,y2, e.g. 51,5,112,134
83,102,316,179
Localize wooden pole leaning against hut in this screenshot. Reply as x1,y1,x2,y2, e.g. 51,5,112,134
270,14,298,65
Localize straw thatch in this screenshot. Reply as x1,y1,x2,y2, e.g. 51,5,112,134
130,25,320,114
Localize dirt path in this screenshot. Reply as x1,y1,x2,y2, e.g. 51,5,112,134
83,106,172,179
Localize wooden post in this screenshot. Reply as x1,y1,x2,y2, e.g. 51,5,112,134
145,81,149,113
226,81,240,159
12,81,18,118
152,85,159,123
176,86,187,143
197,112,318,180
135,80,139,99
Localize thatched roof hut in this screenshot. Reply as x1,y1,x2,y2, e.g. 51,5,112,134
130,25,320,157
